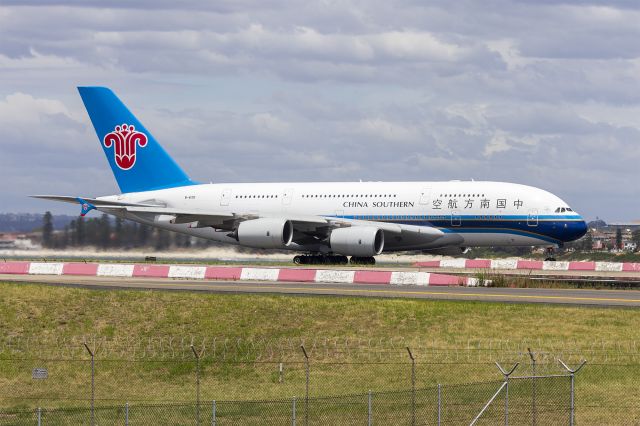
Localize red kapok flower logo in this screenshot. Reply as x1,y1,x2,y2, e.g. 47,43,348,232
103,124,148,170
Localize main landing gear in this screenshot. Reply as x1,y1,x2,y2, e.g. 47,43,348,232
292,255,376,265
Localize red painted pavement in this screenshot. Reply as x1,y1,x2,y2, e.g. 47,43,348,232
278,268,317,282
133,264,170,278
429,273,465,286
568,261,596,271
62,263,99,276
466,259,491,268
205,267,242,280
517,260,544,270
353,270,393,284
414,261,441,267
622,263,640,272
0,262,31,274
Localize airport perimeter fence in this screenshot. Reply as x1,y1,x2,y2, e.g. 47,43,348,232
0,375,573,425
0,337,639,424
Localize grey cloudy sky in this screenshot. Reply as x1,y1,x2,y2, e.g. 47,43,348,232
0,0,639,220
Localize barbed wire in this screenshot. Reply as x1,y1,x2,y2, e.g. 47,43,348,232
0,335,637,363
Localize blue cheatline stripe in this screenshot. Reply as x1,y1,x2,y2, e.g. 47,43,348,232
331,214,582,221
324,214,584,244
438,228,561,244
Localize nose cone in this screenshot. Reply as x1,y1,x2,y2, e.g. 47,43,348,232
562,217,588,242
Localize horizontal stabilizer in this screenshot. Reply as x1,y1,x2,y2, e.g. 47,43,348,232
30,195,161,207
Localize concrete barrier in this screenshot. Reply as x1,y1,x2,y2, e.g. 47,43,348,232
205,267,243,280
63,263,99,276
240,268,280,282
416,258,640,274
353,270,393,284
168,266,206,279
491,259,518,270
389,271,431,286
0,261,530,287
133,264,170,278
29,262,64,275
315,270,355,284
0,262,31,274
277,268,317,282
97,264,135,277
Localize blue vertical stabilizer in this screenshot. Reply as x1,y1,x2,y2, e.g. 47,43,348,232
78,86,196,193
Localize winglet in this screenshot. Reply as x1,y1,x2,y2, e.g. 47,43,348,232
76,198,96,217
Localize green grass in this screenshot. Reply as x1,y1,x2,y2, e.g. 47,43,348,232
0,281,638,424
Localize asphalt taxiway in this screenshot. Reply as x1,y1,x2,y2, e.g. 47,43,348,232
1,274,639,307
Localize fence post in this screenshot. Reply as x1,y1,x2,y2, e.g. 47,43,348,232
292,396,297,426
37,407,41,426
191,345,201,426
125,402,129,426
495,362,519,426
527,348,537,426
83,342,95,426
212,400,216,426
437,384,441,426
300,345,309,426
368,390,372,426
406,347,416,426
558,359,587,426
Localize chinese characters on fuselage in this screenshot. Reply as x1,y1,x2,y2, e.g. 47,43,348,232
432,198,523,210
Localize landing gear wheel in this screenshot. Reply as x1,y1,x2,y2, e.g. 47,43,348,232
350,256,376,265
292,254,349,265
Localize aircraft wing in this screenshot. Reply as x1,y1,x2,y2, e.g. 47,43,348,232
32,195,444,243
31,195,330,229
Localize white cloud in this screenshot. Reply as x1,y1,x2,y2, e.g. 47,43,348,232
1,1,640,219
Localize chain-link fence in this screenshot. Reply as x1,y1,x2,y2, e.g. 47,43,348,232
0,375,572,425
1,338,639,424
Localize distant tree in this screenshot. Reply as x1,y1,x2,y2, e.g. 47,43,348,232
632,229,640,252
137,223,149,247
114,216,123,247
99,214,111,249
581,230,593,251
42,211,53,248
155,229,170,251
616,228,623,250
75,217,85,246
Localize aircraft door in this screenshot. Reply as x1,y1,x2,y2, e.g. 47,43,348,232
282,188,293,205
527,209,538,227
419,187,431,205
220,189,232,206
451,211,461,227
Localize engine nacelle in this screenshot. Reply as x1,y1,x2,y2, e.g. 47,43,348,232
237,218,293,249
329,227,384,257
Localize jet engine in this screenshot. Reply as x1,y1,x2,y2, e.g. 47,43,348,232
236,218,293,249
329,227,384,256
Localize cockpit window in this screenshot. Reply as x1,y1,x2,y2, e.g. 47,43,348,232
555,207,573,213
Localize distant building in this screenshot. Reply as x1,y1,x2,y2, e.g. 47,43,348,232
0,233,40,250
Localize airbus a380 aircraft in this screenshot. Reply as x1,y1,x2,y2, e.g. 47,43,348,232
34,87,588,265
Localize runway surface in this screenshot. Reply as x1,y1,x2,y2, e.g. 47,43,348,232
2,274,640,307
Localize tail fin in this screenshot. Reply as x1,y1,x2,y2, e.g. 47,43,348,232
78,86,196,193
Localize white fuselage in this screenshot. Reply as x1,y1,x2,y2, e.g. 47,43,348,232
100,180,586,253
